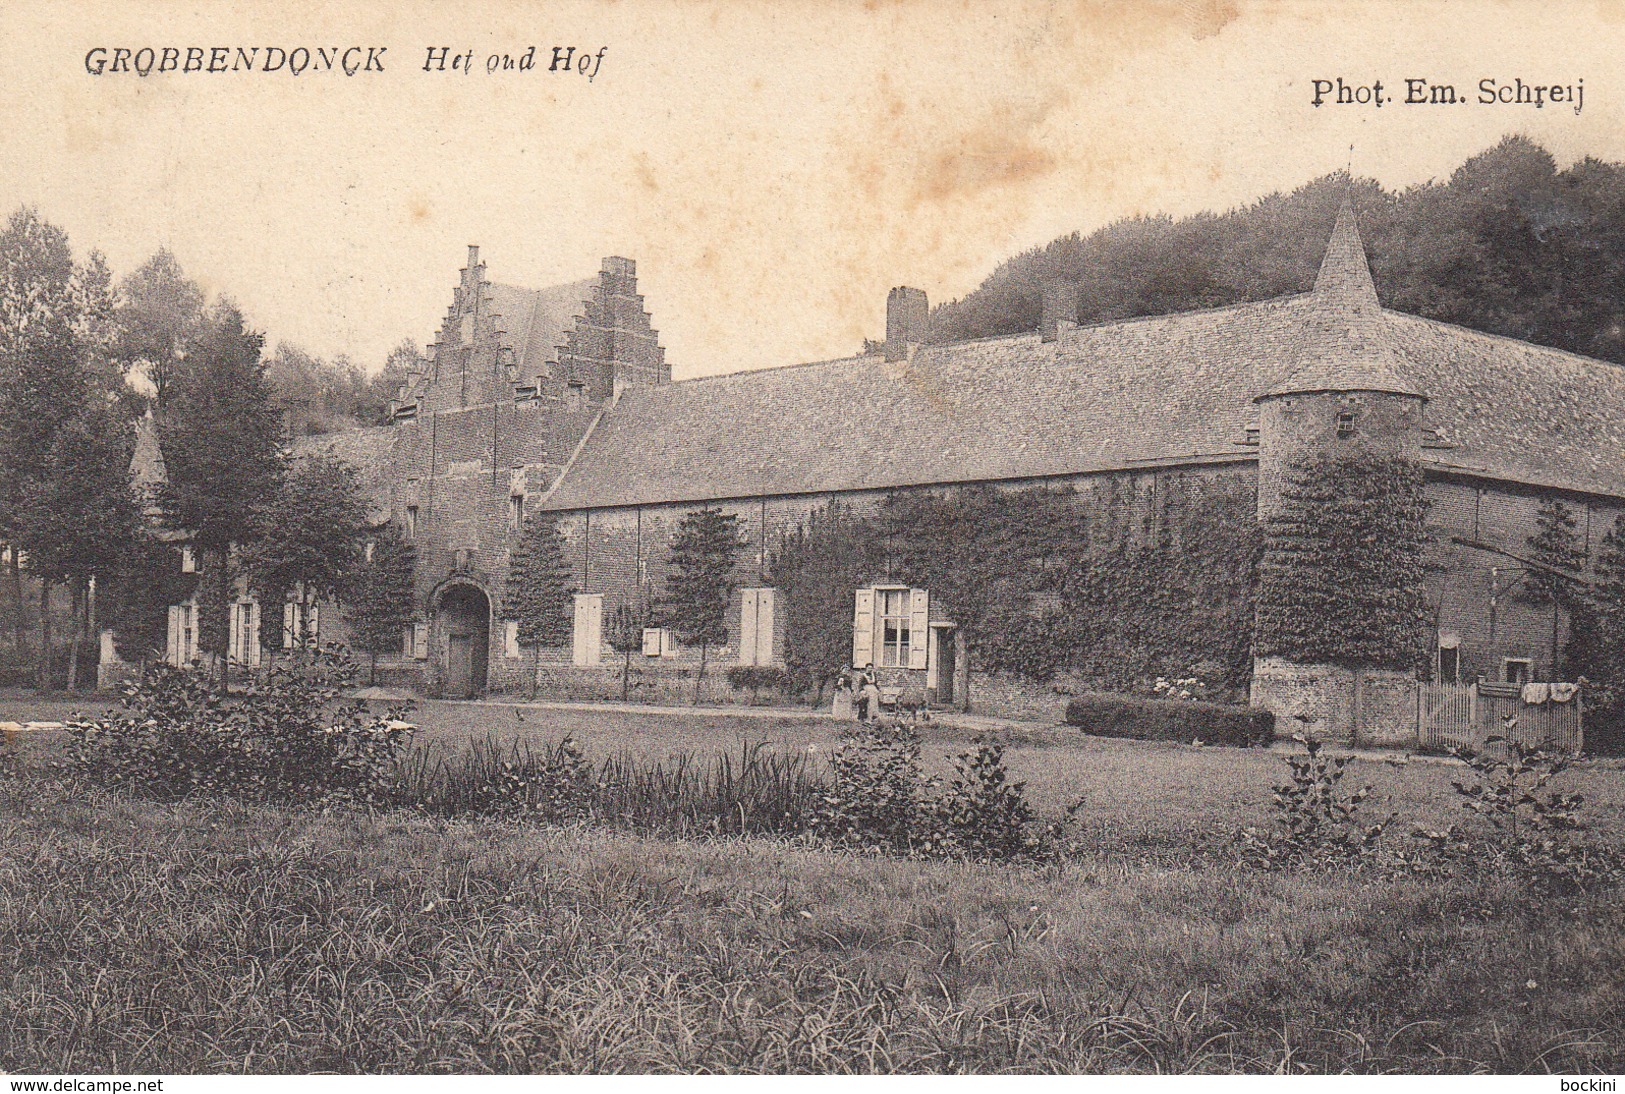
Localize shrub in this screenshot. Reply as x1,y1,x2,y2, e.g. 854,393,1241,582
933,736,1043,859
813,722,942,853
723,664,792,704
813,724,1050,860
1238,735,1393,870
66,650,414,805
1064,692,1273,746
1423,736,1625,894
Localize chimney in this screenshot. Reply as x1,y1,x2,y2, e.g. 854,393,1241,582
466,244,480,269
1040,280,1079,342
885,286,929,362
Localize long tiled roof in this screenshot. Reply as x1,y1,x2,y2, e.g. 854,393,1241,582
531,211,1625,511
291,426,397,522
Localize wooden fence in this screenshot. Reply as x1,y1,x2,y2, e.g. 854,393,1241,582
1416,682,1583,754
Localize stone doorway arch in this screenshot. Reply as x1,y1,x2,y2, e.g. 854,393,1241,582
434,581,491,698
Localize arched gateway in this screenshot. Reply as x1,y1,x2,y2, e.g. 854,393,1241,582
434,581,491,698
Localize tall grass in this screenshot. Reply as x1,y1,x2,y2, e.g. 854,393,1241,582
3,780,1623,1073
397,735,823,837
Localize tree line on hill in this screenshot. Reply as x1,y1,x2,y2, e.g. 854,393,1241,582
932,136,1625,367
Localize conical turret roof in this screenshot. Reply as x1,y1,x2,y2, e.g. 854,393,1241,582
1259,200,1424,401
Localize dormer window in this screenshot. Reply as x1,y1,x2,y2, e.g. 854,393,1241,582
1336,410,1357,437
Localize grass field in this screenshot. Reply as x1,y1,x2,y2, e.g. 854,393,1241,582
4,697,1625,1072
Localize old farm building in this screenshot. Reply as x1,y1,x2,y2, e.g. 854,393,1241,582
143,205,1625,744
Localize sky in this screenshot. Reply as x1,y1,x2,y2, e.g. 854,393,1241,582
2,0,1622,379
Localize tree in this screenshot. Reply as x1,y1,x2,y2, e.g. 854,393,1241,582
661,507,744,703
357,339,426,425
266,342,371,435
767,502,879,701
344,523,417,684
0,209,140,689
156,302,284,687
605,597,648,702
16,402,140,688
116,249,204,404
0,207,78,661
1524,496,1588,674
503,514,574,698
241,453,368,661
1570,517,1625,752
101,532,192,665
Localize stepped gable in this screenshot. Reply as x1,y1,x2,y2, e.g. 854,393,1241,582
1261,199,1423,401
485,279,598,387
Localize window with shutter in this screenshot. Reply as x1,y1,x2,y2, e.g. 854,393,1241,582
876,588,912,668
166,605,181,665
413,622,430,660
642,627,664,656
852,588,874,668
755,588,775,666
907,588,929,670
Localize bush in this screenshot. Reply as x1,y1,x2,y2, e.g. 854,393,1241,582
66,650,414,805
723,664,792,704
814,722,939,853
934,736,1043,859
1064,692,1273,746
1238,735,1393,870
1423,736,1625,894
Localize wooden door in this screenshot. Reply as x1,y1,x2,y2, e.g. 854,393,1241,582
447,633,474,698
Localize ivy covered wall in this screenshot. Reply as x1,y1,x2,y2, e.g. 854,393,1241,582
1255,451,1430,670
771,469,1262,701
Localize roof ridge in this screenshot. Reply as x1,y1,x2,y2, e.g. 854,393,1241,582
663,293,1318,387
1387,309,1625,378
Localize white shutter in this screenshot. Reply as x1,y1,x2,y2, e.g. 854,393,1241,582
756,588,775,665
283,602,298,649
739,589,760,665
413,621,429,660
852,588,874,668
248,601,261,667
403,625,415,657
908,588,929,670
229,603,242,663
573,594,603,666
643,627,662,656
166,605,181,665
504,620,520,659
308,604,320,647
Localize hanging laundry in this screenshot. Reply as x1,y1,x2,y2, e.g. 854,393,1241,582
1549,682,1581,703
1522,682,1551,705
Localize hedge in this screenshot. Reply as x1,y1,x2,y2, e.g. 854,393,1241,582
1064,692,1274,747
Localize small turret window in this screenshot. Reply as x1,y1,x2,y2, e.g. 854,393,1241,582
1336,410,1357,437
